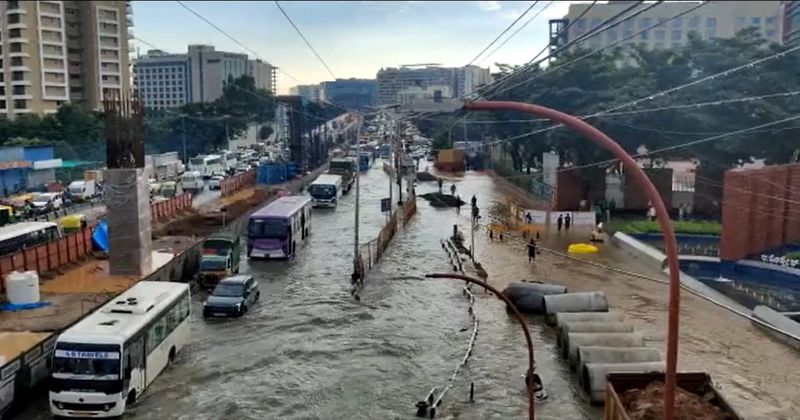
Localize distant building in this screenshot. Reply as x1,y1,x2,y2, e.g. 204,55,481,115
552,1,782,54
783,1,800,45
397,84,452,105
248,59,276,93
0,146,61,194
289,84,322,102
188,45,248,102
133,50,191,109
320,78,376,109
0,1,132,117
376,65,490,105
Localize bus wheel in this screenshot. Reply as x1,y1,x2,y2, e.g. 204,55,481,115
168,347,176,365
126,390,137,405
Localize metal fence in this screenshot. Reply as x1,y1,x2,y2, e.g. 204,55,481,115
221,170,256,196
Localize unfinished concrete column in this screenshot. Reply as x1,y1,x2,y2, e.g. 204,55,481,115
105,168,152,276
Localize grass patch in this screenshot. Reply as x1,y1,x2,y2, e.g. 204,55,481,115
612,219,721,236
785,251,800,260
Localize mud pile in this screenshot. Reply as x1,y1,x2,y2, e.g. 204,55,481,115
620,381,731,420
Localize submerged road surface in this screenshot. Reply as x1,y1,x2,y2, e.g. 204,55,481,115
19,166,599,419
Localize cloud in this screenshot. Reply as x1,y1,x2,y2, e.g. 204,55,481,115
478,1,502,12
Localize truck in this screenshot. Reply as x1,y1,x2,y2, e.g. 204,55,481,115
328,157,358,194
198,233,241,289
83,170,104,184
67,180,96,201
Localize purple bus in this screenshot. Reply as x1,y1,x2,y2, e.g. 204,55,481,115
247,196,312,259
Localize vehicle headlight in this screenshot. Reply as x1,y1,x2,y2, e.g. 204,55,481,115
56,402,64,409
235,302,241,309
103,404,111,411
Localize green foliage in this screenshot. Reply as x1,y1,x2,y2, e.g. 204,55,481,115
0,104,104,159
431,29,800,173
785,251,800,261
614,219,721,236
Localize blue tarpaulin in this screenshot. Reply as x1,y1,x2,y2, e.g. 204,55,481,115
0,301,50,312
92,221,108,252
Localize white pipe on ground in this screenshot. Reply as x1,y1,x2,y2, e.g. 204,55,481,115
582,361,666,404
557,322,634,348
576,347,662,386
543,292,608,315
553,312,625,328
564,333,645,368
515,282,568,295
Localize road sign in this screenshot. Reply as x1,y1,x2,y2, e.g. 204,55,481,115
381,198,391,213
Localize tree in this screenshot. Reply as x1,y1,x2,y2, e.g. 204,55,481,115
258,125,273,140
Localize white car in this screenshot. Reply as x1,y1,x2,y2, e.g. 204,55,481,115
208,175,225,190
32,192,63,212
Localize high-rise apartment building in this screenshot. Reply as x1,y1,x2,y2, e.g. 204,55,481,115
188,44,248,102
247,59,275,93
132,50,191,109
783,1,800,45
552,1,782,54
0,0,131,118
376,65,490,105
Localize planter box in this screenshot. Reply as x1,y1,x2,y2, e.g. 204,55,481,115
604,372,741,420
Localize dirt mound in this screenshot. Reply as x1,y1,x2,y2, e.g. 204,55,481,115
420,192,465,208
620,381,732,420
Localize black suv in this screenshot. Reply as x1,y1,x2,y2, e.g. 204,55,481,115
202,275,260,318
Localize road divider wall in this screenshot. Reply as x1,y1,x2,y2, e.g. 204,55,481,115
0,227,94,293
151,193,192,222
221,170,256,196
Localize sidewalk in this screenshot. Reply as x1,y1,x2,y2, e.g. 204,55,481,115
468,212,800,419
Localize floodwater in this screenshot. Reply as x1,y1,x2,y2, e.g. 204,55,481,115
17,167,800,419
21,164,592,420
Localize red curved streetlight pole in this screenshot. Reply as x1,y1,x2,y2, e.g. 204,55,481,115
463,101,681,420
426,273,537,420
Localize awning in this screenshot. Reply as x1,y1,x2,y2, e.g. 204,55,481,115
60,160,100,169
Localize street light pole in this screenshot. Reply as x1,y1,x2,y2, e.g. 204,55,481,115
181,116,187,164
353,117,362,282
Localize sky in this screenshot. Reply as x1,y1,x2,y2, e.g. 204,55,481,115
132,1,574,94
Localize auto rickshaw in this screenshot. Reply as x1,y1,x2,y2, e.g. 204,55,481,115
58,214,87,233
0,205,18,226
160,181,181,198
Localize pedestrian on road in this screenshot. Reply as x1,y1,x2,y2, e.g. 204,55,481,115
450,184,456,195
456,195,462,213
556,214,563,232
527,238,538,263
565,213,572,232
471,194,477,209
609,198,616,219
438,179,443,193
525,212,533,225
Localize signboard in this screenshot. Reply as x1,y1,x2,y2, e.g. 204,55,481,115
54,350,120,360
542,152,559,189
521,209,597,227
32,158,62,170
380,198,391,213
0,161,32,170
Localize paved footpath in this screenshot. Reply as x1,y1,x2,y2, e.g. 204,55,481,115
447,172,800,420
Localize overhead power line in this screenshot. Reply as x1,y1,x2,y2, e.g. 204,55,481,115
476,0,642,99
174,0,301,83
274,1,337,80
487,1,707,100
467,1,539,66
478,1,556,66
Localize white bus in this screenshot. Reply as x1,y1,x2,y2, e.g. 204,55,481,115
188,154,224,179
222,151,237,173
308,174,343,208
49,281,191,418
0,221,61,257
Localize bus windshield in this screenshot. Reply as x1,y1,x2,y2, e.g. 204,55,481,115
248,219,289,239
52,344,121,378
309,184,336,199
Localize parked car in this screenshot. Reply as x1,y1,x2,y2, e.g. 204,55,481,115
208,175,225,190
202,275,259,318
236,164,252,173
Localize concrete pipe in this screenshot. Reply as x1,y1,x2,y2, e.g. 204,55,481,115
556,322,634,349
564,333,644,368
543,292,609,324
502,284,546,314
511,282,568,295
582,361,666,404
552,312,625,328
576,347,662,386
